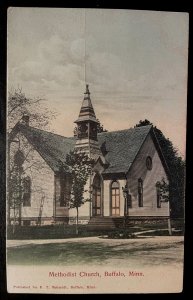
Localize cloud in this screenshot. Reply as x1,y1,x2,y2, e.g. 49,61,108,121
9,28,187,106
70,38,85,65
9,34,87,97
38,35,71,65
7,9,188,157
87,52,131,93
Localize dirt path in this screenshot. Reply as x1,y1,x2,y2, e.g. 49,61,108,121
7,235,184,248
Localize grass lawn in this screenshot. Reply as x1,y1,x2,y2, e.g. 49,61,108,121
7,236,184,268
7,219,184,240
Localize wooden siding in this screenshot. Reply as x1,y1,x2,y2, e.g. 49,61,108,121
127,133,169,217
9,133,55,221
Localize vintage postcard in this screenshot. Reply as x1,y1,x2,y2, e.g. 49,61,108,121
6,8,188,294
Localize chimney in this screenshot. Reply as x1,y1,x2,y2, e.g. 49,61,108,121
21,115,29,126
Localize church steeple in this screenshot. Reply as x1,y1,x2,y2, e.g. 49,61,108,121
75,84,99,124
74,85,101,160
74,84,99,142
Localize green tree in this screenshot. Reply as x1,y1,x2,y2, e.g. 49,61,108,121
135,119,153,127
64,150,94,235
73,119,107,137
135,119,185,218
9,164,23,231
96,119,108,133
8,87,56,132
156,178,169,202
8,88,56,227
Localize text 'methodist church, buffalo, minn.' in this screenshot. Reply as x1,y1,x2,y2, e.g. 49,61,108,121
9,85,170,228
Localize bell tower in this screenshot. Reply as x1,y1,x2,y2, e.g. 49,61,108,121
74,84,101,160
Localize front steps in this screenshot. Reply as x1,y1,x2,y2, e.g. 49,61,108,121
87,216,128,230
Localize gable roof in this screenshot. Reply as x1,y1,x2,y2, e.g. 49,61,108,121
10,123,168,176
98,125,152,174
10,123,76,172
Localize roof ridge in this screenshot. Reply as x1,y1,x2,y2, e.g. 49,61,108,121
98,125,152,135
19,123,152,138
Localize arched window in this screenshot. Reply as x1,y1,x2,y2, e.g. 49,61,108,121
156,183,161,208
22,176,31,207
14,150,25,168
138,178,143,207
111,181,120,216
60,177,65,207
92,174,102,216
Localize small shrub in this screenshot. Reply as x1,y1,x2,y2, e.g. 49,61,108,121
107,231,136,239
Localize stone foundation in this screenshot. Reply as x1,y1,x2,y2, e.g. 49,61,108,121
69,216,90,225
10,216,69,226
128,216,169,225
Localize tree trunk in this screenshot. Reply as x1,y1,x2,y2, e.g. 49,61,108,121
18,167,22,226
168,199,172,236
7,142,11,226
13,205,16,235
168,218,172,236
76,207,79,235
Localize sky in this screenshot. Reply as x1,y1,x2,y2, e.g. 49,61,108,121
7,8,189,157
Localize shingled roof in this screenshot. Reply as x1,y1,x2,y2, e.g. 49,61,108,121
11,123,76,172
11,123,153,174
98,125,152,174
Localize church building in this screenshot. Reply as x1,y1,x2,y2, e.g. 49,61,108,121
8,85,170,228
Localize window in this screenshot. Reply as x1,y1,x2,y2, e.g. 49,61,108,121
14,150,25,168
92,174,102,216
127,193,132,208
60,177,65,207
111,181,120,216
138,178,143,207
146,156,152,170
59,176,71,207
22,176,31,207
156,184,161,208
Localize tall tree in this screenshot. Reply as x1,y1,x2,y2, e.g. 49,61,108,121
96,119,108,133
7,88,56,227
135,119,185,218
8,87,56,132
63,150,94,235
9,150,24,230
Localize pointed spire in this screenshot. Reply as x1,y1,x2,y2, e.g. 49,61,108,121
75,84,99,124
85,84,90,96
